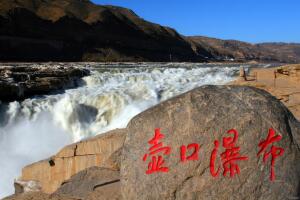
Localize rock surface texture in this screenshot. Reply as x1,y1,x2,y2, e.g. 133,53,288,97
55,167,120,200
4,192,76,200
121,85,300,199
10,85,300,200
0,63,89,102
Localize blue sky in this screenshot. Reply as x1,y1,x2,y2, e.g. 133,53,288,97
91,0,300,43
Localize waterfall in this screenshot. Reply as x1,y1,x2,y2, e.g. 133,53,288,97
0,63,259,198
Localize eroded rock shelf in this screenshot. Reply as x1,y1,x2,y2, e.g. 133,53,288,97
0,63,90,102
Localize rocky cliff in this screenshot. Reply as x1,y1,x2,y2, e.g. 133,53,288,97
0,0,300,63
0,63,89,102
6,85,300,200
0,0,199,62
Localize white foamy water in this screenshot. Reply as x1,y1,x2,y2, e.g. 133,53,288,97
0,63,262,198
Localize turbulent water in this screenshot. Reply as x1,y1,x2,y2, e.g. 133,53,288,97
0,62,268,198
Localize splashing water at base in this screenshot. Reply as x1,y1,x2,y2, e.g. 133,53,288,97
0,63,263,198
0,113,71,197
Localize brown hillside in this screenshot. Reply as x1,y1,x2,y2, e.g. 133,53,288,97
0,0,299,62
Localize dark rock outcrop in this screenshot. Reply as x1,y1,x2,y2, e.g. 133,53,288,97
0,64,89,102
0,0,199,62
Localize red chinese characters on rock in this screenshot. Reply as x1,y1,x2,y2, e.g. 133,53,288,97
210,129,248,178
142,128,285,181
180,143,200,162
142,128,171,174
257,128,284,181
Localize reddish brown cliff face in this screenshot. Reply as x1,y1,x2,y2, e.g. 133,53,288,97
0,0,199,62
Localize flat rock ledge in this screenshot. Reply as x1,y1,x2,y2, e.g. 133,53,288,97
0,63,90,102
5,85,300,200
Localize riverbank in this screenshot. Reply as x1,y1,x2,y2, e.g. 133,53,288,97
230,64,300,120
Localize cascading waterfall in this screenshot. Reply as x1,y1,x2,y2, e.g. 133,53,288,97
0,63,265,198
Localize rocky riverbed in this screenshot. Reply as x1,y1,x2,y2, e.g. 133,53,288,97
0,63,90,102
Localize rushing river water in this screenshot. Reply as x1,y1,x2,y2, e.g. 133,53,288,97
0,62,270,197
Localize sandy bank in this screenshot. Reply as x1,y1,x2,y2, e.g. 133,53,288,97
230,64,300,120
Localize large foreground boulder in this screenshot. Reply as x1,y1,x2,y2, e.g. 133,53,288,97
121,85,300,199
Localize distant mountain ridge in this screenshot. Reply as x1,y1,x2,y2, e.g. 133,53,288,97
188,36,300,63
0,0,299,62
